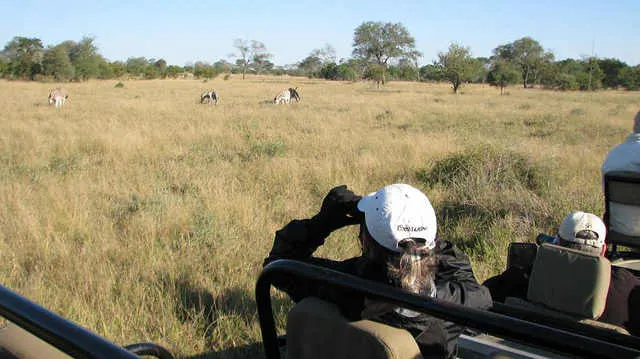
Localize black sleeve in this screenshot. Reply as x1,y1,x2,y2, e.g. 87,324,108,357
262,219,364,317
434,241,493,310
263,218,327,267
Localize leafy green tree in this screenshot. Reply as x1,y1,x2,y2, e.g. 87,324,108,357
337,63,356,81
620,66,640,91
109,61,126,78
164,65,182,79
320,62,339,80
389,58,419,81
598,58,628,89
487,60,520,95
471,57,491,83
419,64,443,82
0,54,9,77
576,57,604,91
97,61,114,79
126,57,149,77
251,45,273,75
555,73,579,91
69,37,101,80
2,36,44,79
298,55,323,78
363,64,385,88
42,44,74,81
213,60,232,73
352,21,421,84
494,37,554,88
436,43,475,93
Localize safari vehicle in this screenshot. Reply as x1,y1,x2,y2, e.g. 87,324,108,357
257,259,640,359
0,284,173,359
2,172,639,358
251,172,640,359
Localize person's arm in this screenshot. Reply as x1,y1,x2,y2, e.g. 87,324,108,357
434,241,493,310
263,185,362,266
262,185,363,307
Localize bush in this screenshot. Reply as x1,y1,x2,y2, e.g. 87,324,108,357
223,74,231,81
416,145,555,257
115,81,124,88
555,74,579,91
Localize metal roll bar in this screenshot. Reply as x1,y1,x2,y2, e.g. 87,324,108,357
256,259,640,359
0,284,170,359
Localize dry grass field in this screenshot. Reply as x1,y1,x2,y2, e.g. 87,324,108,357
0,76,638,358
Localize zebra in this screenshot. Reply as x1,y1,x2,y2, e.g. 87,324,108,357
200,89,219,105
48,88,69,108
288,87,301,103
273,88,291,104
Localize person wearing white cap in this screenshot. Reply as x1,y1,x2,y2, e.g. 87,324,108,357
601,110,640,236
484,211,640,333
264,184,492,358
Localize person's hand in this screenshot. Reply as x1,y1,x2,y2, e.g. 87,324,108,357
313,185,363,234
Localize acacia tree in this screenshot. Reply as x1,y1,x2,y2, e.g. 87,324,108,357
69,37,102,81
2,36,44,79
352,21,420,85
488,60,520,95
231,39,271,79
493,37,554,88
436,43,475,94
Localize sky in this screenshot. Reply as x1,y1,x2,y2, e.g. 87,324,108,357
2,0,639,67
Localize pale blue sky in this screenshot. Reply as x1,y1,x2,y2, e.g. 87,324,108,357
2,0,639,66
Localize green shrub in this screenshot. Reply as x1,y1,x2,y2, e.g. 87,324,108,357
115,81,124,88
416,145,556,256
223,74,231,81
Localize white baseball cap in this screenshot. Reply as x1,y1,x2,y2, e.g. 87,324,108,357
357,184,437,253
558,212,606,249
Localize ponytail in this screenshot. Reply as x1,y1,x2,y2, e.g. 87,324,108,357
387,239,437,297
360,224,437,298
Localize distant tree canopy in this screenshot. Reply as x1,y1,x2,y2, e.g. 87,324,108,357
231,39,272,79
493,37,554,88
352,21,421,84
0,31,638,93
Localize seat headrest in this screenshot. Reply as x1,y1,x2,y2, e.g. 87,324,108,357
527,244,611,319
286,297,422,359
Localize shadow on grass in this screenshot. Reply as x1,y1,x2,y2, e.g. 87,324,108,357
162,276,289,359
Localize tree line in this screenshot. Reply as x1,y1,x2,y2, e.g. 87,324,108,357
1,24,639,94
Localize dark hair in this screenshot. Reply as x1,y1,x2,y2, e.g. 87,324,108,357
360,224,437,297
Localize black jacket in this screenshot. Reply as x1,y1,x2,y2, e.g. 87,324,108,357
264,218,493,358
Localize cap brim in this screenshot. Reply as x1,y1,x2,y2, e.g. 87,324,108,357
357,191,377,212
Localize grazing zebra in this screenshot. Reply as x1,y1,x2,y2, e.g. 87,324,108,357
48,88,69,108
200,89,219,105
288,87,301,103
273,89,291,104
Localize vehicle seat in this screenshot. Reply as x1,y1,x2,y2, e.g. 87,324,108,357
504,244,628,334
0,322,71,359
286,297,423,359
604,171,640,252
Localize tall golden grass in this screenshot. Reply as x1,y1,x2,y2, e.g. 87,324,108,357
0,76,638,358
